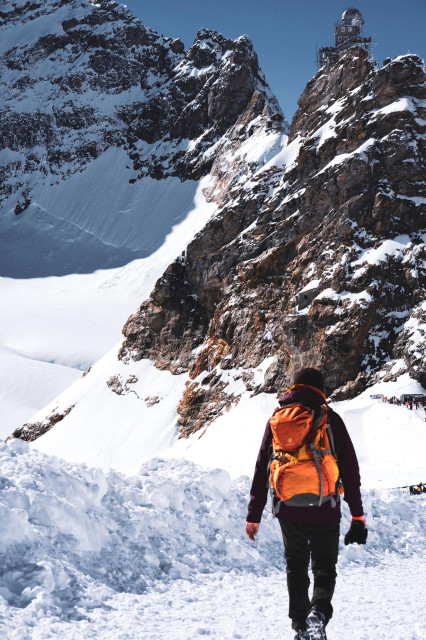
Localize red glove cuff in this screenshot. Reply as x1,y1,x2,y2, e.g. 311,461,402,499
352,515,366,523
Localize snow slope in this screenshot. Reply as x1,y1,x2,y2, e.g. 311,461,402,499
0,178,217,437
31,352,426,491
0,439,425,639
0,152,200,277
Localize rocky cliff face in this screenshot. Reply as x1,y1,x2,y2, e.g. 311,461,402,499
119,48,426,436
0,0,284,276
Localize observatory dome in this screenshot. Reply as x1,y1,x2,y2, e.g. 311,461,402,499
342,8,364,27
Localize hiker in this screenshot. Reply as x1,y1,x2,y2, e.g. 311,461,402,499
245,368,367,640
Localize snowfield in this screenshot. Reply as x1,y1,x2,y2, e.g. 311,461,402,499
0,440,425,640
0,178,217,438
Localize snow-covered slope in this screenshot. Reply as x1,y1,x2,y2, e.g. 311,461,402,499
27,356,426,490
0,165,200,277
0,178,216,437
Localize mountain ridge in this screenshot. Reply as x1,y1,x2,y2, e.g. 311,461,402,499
0,0,284,276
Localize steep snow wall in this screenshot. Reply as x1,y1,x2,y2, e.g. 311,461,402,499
0,164,199,277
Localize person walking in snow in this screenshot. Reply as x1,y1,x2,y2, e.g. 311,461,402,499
245,368,367,640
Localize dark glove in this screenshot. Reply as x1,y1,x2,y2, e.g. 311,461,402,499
344,519,368,545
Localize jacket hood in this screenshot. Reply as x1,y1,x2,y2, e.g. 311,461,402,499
279,384,327,408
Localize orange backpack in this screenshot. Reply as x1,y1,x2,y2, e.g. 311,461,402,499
268,386,344,508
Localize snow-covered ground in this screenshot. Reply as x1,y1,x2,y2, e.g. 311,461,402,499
0,440,425,639
2,278,425,640
2,262,426,640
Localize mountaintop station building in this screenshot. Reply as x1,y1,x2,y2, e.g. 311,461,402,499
317,8,372,68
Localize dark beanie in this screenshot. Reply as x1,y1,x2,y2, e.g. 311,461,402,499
293,367,325,392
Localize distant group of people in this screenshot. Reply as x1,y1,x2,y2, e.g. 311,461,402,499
409,483,426,496
375,394,426,419
382,395,425,409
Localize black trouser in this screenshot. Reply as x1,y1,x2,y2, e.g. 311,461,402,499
279,520,340,632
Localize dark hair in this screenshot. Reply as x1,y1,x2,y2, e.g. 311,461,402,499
293,367,325,392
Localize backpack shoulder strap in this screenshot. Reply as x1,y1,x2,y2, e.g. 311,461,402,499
326,420,338,460
312,403,327,430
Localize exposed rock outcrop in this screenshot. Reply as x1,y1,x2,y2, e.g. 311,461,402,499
11,406,73,442
1,1,283,189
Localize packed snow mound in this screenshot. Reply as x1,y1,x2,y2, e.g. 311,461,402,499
0,441,279,624
1,439,425,634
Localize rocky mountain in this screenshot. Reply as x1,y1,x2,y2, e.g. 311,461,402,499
10,34,426,446
0,0,284,276
119,48,426,434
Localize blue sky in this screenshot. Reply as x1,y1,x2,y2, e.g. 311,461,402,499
124,1,426,122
